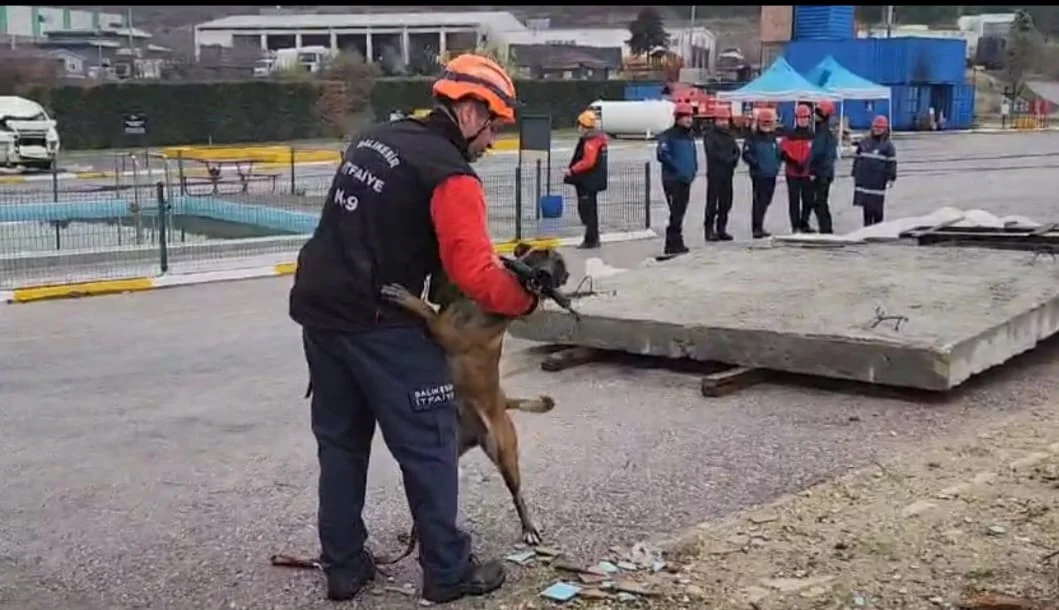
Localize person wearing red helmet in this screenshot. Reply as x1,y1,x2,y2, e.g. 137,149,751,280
852,114,898,227
805,100,837,234
655,102,699,255
289,53,535,604
741,107,783,239
702,105,740,241
780,103,816,233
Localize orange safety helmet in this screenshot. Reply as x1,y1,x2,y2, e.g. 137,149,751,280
713,105,731,120
816,100,835,118
432,53,518,123
576,110,598,128
795,104,812,119
673,102,694,117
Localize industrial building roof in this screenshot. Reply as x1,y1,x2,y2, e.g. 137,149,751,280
195,10,529,33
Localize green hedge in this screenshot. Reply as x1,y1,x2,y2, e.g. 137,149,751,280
370,78,628,130
31,79,631,150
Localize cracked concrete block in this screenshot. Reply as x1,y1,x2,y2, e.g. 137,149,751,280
511,244,1059,390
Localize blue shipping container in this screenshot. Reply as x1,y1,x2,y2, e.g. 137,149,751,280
793,6,855,41
624,83,665,101
888,84,932,131
947,83,975,130
784,38,967,87
784,39,878,83
872,38,966,85
844,99,889,130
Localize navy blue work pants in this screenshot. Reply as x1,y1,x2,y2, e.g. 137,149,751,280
302,325,471,585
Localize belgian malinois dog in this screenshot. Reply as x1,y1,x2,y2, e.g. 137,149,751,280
378,243,572,552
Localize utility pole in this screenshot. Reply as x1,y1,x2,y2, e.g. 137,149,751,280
688,6,696,69
126,6,134,50
884,5,894,38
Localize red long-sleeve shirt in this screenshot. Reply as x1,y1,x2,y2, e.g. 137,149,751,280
430,174,535,316
568,136,605,175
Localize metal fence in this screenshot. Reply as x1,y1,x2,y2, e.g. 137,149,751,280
0,151,653,289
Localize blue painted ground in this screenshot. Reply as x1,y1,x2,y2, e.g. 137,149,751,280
0,197,319,234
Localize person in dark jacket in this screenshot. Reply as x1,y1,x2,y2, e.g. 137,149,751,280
741,108,783,239
565,110,609,249
702,107,740,241
780,104,815,233
852,114,897,227
655,102,699,254
805,100,837,234
288,54,536,605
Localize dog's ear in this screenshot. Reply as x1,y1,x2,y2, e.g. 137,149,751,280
512,241,533,258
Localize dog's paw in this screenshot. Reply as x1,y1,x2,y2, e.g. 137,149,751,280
522,525,543,546
380,283,411,303
539,395,556,412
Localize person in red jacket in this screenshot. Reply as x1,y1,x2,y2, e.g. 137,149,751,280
289,53,535,605
565,110,609,249
780,103,815,233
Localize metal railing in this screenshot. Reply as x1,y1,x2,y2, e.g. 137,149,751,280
0,152,653,289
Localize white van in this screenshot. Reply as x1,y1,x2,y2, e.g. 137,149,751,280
0,96,61,171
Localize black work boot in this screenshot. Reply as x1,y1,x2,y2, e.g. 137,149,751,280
422,556,506,604
325,550,376,601
703,217,718,242
663,229,689,255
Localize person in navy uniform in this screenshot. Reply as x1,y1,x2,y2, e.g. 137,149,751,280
806,100,837,234
288,53,537,604
702,106,740,242
741,108,783,239
852,114,897,227
655,102,699,254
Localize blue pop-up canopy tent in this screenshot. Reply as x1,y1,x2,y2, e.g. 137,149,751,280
717,57,839,102
806,55,891,130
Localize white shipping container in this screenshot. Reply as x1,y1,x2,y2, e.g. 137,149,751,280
587,100,676,138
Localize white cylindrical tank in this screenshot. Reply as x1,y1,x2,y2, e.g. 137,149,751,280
587,100,675,138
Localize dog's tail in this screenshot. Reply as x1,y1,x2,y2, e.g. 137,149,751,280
505,395,556,413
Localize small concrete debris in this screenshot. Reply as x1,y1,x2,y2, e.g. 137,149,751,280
505,551,537,566
540,582,581,602
986,524,1009,536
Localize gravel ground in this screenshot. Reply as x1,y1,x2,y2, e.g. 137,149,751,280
3,251,1059,609
496,404,1059,609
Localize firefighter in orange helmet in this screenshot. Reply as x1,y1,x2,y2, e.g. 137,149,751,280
565,109,609,248
805,100,837,233
741,107,783,239
289,53,532,604
702,105,740,241
852,114,897,227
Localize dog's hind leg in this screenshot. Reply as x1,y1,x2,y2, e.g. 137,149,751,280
505,395,556,413
480,411,542,545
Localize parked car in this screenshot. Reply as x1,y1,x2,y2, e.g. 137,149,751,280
0,96,61,171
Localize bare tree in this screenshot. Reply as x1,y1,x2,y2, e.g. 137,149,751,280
315,51,378,137
1006,9,1042,99
0,49,61,94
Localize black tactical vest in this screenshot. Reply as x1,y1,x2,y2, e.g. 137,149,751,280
289,113,476,331
568,133,609,193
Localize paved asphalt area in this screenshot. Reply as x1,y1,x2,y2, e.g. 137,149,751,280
4,131,1059,609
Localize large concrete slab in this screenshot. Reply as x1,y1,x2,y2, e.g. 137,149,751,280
509,243,1059,390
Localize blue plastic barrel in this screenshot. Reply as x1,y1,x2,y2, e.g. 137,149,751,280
539,195,563,219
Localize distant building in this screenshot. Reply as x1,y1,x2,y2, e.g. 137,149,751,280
193,11,524,64
34,25,170,80
193,10,716,73
0,5,125,40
